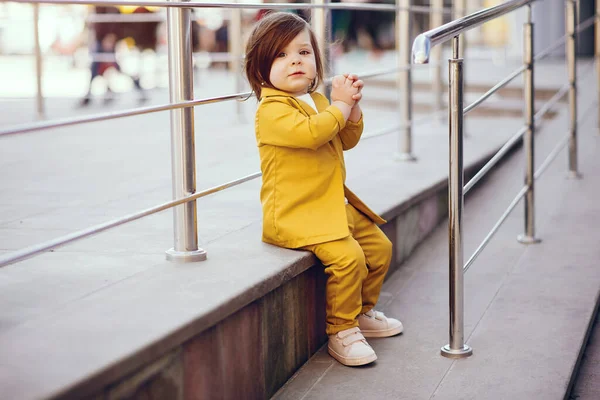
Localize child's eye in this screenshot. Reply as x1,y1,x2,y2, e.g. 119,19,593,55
277,52,286,58
300,50,310,55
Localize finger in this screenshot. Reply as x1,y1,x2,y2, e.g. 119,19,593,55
352,80,364,88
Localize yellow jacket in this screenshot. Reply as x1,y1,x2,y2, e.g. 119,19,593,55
255,87,386,248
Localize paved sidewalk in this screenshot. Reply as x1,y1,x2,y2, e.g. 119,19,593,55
274,67,600,400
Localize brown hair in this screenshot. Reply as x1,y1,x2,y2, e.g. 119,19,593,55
245,12,324,100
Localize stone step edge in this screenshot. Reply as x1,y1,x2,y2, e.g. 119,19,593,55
565,293,600,396
54,131,528,400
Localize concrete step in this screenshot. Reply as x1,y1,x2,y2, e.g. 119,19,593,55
273,69,600,400
567,305,600,399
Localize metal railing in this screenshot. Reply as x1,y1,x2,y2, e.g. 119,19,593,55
0,0,452,268
413,0,597,358
0,0,593,360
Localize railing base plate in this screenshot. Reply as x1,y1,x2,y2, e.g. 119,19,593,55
517,234,542,244
441,344,473,359
395,152,417,162
567,171,583,179
165,248,207,262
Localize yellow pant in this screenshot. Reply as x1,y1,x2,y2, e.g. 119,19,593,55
301,204,393,335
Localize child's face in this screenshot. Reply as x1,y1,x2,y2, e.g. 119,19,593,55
269,28,317,97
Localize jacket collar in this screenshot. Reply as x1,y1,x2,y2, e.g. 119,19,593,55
260,87,325,114
260,87,296,98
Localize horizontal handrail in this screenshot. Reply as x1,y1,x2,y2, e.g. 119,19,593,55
463,59,598,273
362,124,401,140
464,65,527,115
533,100,599,180
83,51,237,63
533,15,595,62
412,0,534,64
413,108,448,126
535,61,596,125
460,51,588,195
463,126,527,195
354,62,437,78
1,102,449,267
0,93,248,137
361,66,409,78
534,85,569,123
87,13,166,23
534,35,567,61
13,0,447,15
362,107,448,139
464,60,595,197
576,14,597,34
465,127,571,273
3,51,240,63
534,135,568,180
0,102,451,267
0,99,448,268
0,171,261,268
463,185,527,273
462,64,593,196
0,63,431,138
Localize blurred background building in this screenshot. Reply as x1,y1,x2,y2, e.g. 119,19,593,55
1,0,593,103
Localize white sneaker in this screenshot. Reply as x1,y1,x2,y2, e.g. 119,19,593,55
358,310,403,338
328,327,377,366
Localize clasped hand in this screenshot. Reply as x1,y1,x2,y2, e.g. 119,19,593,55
331,73,364,108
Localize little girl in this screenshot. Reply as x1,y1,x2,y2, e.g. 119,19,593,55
245,11,403,367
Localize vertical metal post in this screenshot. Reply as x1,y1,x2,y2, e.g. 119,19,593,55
452,0,468,138
453,0,467,84
518,6,541,245
396,0,416,161
229,6,244,121
312,0,331,98
431,0,444,119
596,0,600,132
441,36,472,359
33,4,45,120
165,0,207,262
566,0,581,178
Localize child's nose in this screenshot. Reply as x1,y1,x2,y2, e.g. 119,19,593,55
291,56,302,65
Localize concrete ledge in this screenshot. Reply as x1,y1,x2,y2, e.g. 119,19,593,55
0,112,530,400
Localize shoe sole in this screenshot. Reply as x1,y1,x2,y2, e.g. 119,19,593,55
360,325,404,338
328,346,377,366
